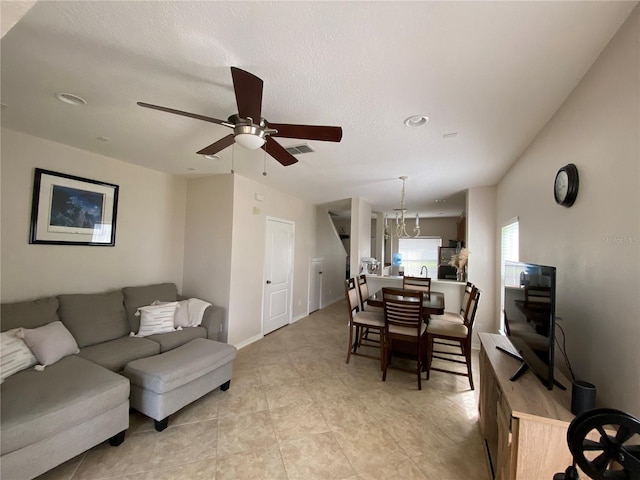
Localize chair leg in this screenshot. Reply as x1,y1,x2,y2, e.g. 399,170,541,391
346,324,354,363
465,339,474,390
379,329,385,372
382,337,389,382
353,326,360,354
425,334,432,380
417,340,422,391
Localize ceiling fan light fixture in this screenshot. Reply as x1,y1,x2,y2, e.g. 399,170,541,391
234,124,266,149
404,115,429,127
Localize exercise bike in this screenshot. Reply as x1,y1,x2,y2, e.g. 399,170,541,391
554,408,640,480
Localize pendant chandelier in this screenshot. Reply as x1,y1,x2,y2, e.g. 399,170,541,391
386,176,420,239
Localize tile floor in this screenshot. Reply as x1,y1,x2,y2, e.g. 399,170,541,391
37,300,491,480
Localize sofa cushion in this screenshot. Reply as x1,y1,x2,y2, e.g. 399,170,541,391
124,338,237,394
0,297,60,332
146,326,208,353
58,291,129,348
17,321,79,367
122,283,178,333
77,336,160,372
0,355,129,455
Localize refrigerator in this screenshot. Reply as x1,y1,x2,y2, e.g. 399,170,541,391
437,247,458,280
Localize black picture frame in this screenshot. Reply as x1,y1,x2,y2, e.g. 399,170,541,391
29,168,119,246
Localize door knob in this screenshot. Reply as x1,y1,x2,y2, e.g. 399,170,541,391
266,280,271,284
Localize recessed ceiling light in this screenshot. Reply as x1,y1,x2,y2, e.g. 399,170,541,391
55,93,87,106
404,115,429,127
203,154,220,160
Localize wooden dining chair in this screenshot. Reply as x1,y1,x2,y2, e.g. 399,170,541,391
356,274,383,346
345,278,385,366
429,281,474,325
381,288,427,390
357,274,383,313
402,276,432,294
425,286,481,390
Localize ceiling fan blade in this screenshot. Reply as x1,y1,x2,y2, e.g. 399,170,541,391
196,134,235,156
137,102,233,127
263,137,298,166
231,67,263,122
268,123,343,142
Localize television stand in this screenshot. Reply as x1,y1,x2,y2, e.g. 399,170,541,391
479,333,574,479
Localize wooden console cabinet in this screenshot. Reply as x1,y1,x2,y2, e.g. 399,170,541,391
478,333,574,479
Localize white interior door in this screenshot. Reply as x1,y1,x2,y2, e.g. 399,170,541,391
263,218,294,335
309,259,322,313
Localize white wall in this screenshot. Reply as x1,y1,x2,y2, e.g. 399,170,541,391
316,208,348,306
496,6,639,417
0,129,186,302
227,175,316,346
466,186,497,341
182,174,234,341
350,198,372,276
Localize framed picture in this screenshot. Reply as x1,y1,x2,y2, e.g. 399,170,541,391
29,168,119,246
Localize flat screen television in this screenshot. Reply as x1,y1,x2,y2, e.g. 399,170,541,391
501,261,564,390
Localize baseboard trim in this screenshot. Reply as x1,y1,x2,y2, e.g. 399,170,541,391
234,333,263,350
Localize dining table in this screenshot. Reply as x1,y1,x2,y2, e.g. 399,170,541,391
367,288,445,371
367,289,446,316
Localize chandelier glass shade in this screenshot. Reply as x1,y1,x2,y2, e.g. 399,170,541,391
386,176,420,239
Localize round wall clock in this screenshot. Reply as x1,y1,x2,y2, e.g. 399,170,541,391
554,163,579,207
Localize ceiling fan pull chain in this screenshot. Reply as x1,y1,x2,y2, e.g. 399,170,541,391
262,147,268,176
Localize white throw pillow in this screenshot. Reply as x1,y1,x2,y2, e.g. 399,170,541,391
1,329,38,383
16,321,79,369
151,299,189,328
135,302,178,337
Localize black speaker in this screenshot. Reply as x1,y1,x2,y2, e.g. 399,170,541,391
571,380,596,415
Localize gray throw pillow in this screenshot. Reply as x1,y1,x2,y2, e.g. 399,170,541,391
17,321,79,367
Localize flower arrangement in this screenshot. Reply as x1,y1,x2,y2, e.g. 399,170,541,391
449,247,470,280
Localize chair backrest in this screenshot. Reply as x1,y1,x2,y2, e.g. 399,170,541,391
382,288,424,336
357,274,371,310
459,282,474,317
345,278,360,322
402,276,431,293
463,287,481,331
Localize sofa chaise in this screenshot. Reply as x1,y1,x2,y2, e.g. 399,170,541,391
0,282,231,480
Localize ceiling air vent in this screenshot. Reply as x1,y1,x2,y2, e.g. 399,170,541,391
285,143,316,155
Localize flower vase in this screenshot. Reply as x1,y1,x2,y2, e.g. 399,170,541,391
456,268,465,282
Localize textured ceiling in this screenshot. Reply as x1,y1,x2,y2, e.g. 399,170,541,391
1,1,636,217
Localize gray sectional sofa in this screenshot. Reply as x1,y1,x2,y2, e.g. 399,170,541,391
0,283,226,480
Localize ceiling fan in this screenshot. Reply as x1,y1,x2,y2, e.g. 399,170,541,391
138,67,343,166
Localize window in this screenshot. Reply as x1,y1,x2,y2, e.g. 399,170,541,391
501,219,519,333
398,237,442,277
501,220,520,286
